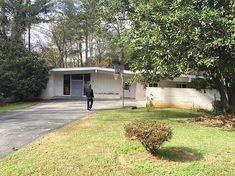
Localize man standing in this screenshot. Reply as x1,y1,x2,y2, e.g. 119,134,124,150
85,85,94,110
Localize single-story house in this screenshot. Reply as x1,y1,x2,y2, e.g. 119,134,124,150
41,67,138,99
41,67,220,110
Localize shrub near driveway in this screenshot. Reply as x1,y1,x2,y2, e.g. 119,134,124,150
0,108,234,176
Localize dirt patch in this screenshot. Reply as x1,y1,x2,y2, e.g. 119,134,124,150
194,115,235,129
151,101,192,109
117,155,127,167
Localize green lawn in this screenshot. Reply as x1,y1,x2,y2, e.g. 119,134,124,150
0,108,234,176
0,102,36,113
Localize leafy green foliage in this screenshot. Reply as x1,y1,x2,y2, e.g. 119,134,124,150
126,0,235,114
191,78,209,90
0,0,53,53
0,52,49,101
125,120,172,154
101,0,133,67
0,1,52,101
0,94,3,105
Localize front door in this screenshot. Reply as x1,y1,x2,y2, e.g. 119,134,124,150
71,80,83,97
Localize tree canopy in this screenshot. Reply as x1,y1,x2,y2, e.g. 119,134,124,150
126,0,235,113
0,0,53,101
39,0,133,68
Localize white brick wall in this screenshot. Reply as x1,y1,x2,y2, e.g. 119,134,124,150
146,87,220,110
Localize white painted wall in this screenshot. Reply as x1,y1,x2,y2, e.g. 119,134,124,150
135,83,146,106
146,87,220,110
91,73,135,99
41,72,136,99
135,83,146,101
41,74,54,99
54,74,64,96
41,73,64,98
128,82,136,98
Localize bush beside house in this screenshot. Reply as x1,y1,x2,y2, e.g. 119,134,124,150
0,52,49,102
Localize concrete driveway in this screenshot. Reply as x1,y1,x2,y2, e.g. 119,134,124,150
0,99,137,159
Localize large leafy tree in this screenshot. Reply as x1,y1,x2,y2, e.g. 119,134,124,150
44,0,104,67
45,0,124,68
0,50,49,100
101,0,133,68
127,0,235,114
0,0,53,53
44,0,134,68
0,0,53,100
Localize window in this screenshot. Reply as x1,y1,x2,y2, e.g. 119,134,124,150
72,74,83,80
176,83,187,88
64,75,70,95
149,83,158,87
84,74,91,81
124,82,130,90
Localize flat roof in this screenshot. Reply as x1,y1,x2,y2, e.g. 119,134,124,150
50,67,204,80
50,67,134,75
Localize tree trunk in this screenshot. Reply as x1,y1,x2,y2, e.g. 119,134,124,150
79,42,83,66
60,55,64,68
227,86,235,114
89,37,93,60
85,32,88,66
214,77,230,113
27,0,31,52
28,24,31,51
10,15,25,52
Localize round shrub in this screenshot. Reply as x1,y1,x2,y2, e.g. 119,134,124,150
0,53,49,101
124,121,172,154
124,121,141,139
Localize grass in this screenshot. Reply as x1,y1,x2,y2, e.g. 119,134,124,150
0,102,36,113
0,108,234,176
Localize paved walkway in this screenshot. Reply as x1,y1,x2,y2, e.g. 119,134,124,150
0,99,137,159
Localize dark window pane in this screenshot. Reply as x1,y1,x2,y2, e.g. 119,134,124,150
176,83,187,88
124,82,130,90
72,74,83,80
64,75,70,80
64,75,70,95
149,83,158,87
153,83,158,87
84,74,91,81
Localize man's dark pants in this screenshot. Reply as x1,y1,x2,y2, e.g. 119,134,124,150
87,98,93,110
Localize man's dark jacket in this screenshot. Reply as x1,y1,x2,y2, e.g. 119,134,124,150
86,88,94,98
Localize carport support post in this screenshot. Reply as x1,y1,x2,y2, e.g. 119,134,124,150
114,65,125,108
121,73,124,108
